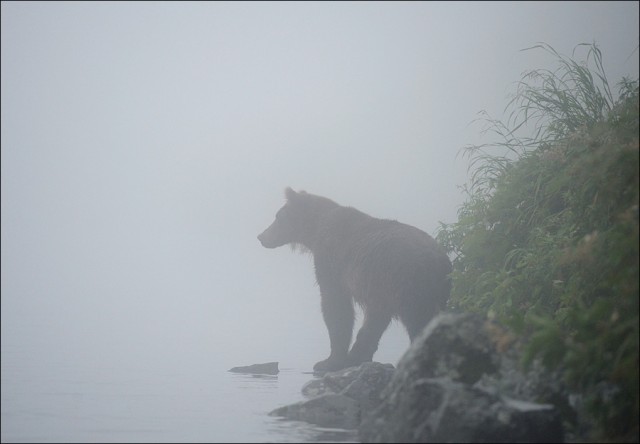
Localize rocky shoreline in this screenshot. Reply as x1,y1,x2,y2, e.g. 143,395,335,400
269,312,589,443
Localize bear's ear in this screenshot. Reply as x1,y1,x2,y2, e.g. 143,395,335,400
285,187,299,202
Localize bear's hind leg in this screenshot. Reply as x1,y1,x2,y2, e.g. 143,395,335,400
403,319,427,342
400,303,434,342
347,309,392,367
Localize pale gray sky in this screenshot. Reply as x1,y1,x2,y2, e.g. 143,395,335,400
1,1,638,374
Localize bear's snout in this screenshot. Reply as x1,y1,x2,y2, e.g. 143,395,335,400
257,232,276,248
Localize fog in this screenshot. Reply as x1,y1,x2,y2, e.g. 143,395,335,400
1,1,638,441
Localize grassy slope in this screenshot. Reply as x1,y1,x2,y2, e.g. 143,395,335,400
437,44,639,441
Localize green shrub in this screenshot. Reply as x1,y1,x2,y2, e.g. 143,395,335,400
437,43,639,440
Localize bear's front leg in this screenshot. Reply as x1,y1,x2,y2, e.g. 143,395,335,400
313,355,348,372
313,288,355,372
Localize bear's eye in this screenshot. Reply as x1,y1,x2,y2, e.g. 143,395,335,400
275,206,289,220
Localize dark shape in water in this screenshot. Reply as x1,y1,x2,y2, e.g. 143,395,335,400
229,361,279,375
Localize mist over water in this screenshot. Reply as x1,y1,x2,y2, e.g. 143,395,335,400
1,345,360,442
2,2,638,442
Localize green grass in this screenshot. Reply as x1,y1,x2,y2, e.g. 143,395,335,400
437,43,639,441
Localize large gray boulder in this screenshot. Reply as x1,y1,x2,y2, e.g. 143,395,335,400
360,377,563,443
359,312,565,443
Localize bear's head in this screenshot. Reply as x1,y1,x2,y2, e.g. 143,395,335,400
258,187,338,251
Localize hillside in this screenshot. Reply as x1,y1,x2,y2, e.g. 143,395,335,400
437,43,639,441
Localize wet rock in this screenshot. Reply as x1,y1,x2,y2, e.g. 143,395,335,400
340,362,396,413
301,365,362,397
228,361,279,375
360,377,563,443
393,311,501,385
271,361,395,430
269,393,360,429
359,313,565,443
302,361,395,411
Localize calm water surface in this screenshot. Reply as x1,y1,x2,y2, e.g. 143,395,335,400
1,348,360,443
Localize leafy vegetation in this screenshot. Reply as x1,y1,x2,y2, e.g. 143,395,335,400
437,43,638,441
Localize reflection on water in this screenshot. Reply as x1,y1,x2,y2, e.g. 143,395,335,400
265,418,359,444
228,369,359,443
231,372,279,390
1,351,359,443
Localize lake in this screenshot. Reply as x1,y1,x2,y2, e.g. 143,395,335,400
1,323,408,443
1,352,358,443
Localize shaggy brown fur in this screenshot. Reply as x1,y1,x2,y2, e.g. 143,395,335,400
258,187,452,372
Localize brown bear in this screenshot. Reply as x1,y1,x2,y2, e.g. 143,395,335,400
258,187,452,372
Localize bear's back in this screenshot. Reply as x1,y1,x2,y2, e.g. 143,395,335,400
313,206,450,299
